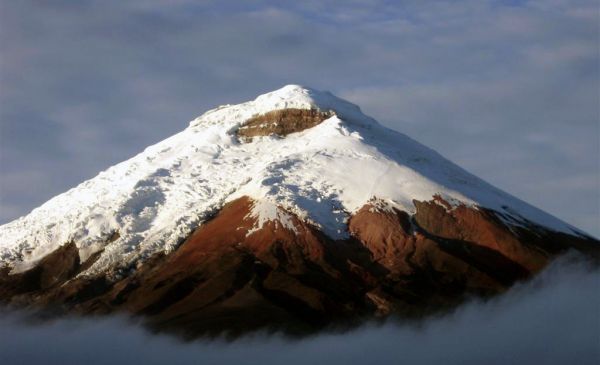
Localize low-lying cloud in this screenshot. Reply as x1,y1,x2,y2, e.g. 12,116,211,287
0,255,598,365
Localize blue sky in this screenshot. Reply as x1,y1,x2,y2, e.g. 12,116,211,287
0,0,598,236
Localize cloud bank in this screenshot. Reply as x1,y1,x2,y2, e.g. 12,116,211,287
0,256,598,365
0,0,598,236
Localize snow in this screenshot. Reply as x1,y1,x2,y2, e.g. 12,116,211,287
245,200,299,237
0,84,589,275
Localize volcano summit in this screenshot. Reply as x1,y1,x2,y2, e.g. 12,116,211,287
1,85,597,336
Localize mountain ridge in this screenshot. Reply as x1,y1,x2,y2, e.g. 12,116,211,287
0,85,597,336
0,85,593,276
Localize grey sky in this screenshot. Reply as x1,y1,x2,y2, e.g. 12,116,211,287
0,0,598,236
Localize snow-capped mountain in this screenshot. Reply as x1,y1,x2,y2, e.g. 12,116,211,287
0,85,597,336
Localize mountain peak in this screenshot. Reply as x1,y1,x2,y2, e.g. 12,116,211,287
254,84,349,112
1,85,597,339
190,85,372,129
0,85,592,277
256,84,320,103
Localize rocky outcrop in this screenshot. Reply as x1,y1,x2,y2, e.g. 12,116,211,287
236,108,334,140
0,196,598,337
0,241,80,296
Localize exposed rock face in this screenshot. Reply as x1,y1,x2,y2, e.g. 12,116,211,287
0,241,80,296
348,202,528,309
1,196,597,337
236,108,334,140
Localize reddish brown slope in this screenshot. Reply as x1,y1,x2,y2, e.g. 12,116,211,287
0,196,598,337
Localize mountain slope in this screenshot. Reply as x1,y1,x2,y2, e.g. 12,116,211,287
0,85,591,274
0,85,597,336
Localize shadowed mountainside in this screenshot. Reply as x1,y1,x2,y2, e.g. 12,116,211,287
1,195,597,338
